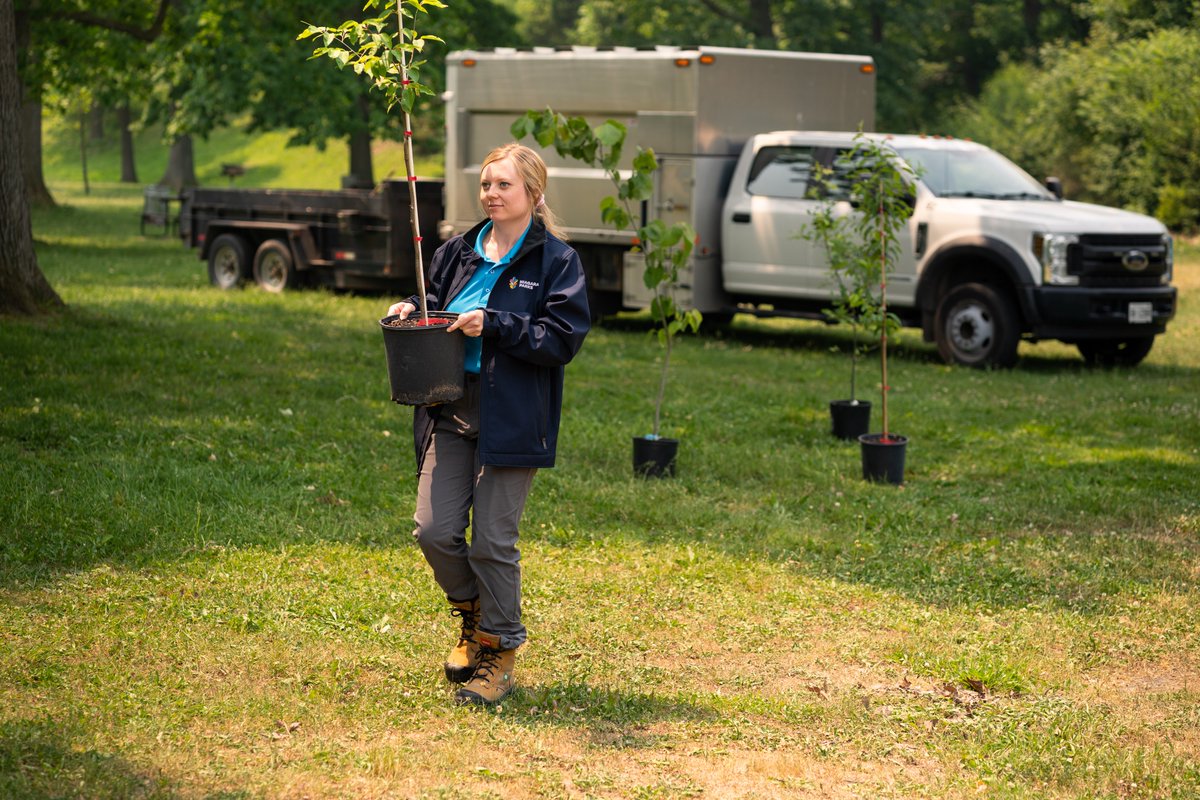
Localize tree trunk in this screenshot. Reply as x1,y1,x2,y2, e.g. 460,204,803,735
0,0,63,315
13,8,53,208
117,104,138,183
748,0,776,48
345,92,374,189
79,113,89,195
157,134,196,191
19,99,54,206
549,0,585,43
89,101,104,141
1023,0,1042,49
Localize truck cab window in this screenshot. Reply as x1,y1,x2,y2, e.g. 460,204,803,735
818,148,857,202
894,146,1052,199
746,146,816,199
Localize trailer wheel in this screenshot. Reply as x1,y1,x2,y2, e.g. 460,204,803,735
935,282,1020,368
253,240,295,293
207,234,249,289
1077,336,1154,367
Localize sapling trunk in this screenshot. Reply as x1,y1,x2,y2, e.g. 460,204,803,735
878,178,889,438
652,301,672,438
397,7,428,324
850,323,859,402
303,3,445,321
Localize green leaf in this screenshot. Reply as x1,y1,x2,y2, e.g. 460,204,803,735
643,264,667,290
595,120,626,147
632,148,658,174
510,114,534,140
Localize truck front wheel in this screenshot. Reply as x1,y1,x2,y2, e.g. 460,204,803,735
253,240,296,293
208,234,249,289
935,282,1020,368
1077,336,1154,367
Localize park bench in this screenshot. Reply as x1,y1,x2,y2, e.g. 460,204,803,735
139,184,180,237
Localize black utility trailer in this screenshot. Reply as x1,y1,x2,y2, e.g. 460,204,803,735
179,179,444,293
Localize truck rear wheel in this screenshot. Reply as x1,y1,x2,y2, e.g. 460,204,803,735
935,282,1020,368
208,234,249,289
253,240,296,293
1077,336,1154,367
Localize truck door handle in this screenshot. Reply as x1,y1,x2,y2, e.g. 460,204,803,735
732,212,751,224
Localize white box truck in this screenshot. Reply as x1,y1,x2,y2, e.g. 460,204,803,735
443,46,1176,367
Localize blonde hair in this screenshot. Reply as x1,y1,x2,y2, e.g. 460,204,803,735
480,143,566,240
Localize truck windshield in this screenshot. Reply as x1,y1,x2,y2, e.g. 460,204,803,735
894,146,1054,200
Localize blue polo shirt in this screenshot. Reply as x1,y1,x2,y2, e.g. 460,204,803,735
445,219,532,374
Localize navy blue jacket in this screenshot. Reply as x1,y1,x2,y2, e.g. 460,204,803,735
409,218,590,472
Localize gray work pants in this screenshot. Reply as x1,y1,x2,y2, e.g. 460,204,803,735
412,377,535,651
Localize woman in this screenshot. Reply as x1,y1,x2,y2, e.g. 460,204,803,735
387,143,590,706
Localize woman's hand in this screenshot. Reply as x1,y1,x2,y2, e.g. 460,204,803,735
387,301,416,319
446,309,485,337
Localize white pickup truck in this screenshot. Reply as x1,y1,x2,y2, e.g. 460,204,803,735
442,46,1176,367
721,131,1177,366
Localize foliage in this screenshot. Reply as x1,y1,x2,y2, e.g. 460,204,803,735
803,133,915,436
1156,185,1200,235
301,0,449,318
300,0,447,117
951,21,1200,231
512,108,701,439
800,163,874,402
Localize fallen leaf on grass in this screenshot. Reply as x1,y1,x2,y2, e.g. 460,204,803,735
317,491,349,506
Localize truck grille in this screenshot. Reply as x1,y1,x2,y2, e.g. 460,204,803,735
1069,234,1169,287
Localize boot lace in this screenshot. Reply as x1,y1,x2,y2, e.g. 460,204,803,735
472,645,502,682
449,605,479,647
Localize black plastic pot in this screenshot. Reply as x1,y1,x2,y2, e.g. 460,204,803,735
633,436,678,478
380,312,465,406
830,399,872,440
859,433,908,485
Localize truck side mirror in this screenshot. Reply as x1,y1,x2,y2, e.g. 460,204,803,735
1045,176,1063,200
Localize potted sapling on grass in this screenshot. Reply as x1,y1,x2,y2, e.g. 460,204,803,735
512,109,701,477
800,162,875,441
301,0,463,406
811,133,916,483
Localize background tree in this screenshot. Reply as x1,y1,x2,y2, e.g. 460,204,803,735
559,0,1089,132
951,1,1200,229
513,0,585,46
15,0,169,204
252,0,521,188
1,0,62,314
5,0,167,315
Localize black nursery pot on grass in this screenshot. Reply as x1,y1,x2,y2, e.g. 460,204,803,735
380,312,465,406
858,433,908,485
633,436,678,478
830,399,872,441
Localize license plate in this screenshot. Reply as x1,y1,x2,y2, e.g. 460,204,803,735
1128,302,1153,324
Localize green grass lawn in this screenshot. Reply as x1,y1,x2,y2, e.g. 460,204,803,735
2,183,1198,798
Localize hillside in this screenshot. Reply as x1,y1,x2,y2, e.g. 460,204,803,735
41,111,444,191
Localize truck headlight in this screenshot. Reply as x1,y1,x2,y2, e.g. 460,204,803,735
1032,232,1079,285
1162,233,1173,285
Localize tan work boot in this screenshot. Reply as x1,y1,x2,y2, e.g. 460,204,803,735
454,631,516,706
443,598,481,684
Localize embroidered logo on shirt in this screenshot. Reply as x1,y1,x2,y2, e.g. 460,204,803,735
508,278,540,291
508,277,519,290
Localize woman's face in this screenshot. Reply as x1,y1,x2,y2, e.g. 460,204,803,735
480,157,534,226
